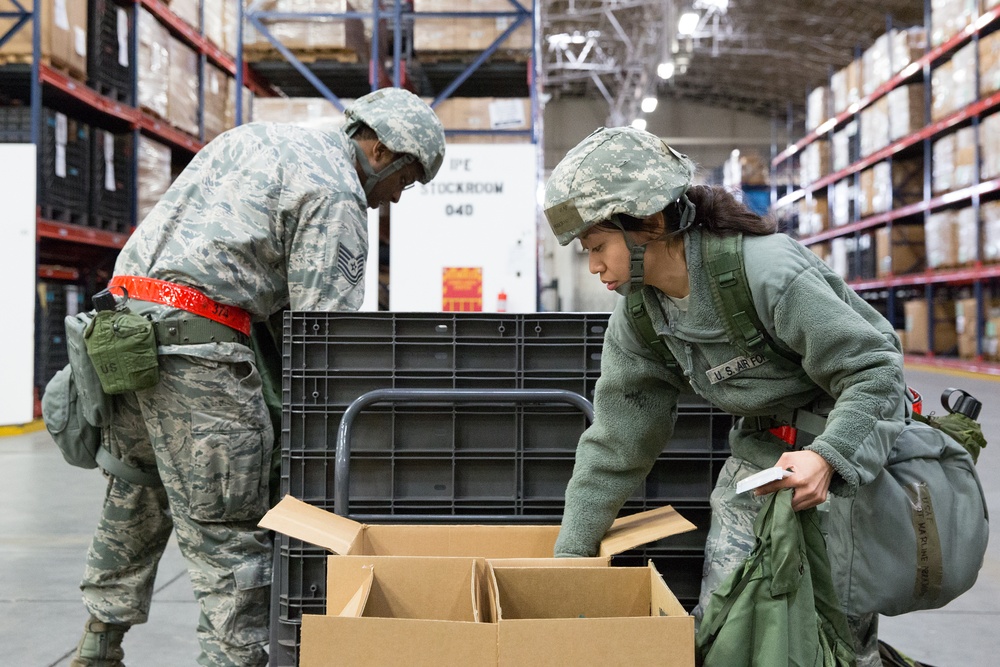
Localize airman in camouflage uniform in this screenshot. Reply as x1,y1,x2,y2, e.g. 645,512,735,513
544,127,903,667
71,88,445,667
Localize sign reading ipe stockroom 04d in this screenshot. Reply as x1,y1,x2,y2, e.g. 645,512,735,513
390,143,538,312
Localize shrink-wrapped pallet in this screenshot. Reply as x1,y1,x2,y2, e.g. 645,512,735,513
170,0,201,31
859,97,889,158
204,64,230,141
252,96,347,129
930,0,978,47
888,84,925,141
806,86,830,132
925,210,960,269
137,136,173,224
168,37,200,137
138,8,170,118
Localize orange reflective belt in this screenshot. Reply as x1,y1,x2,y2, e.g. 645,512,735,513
108,275,252,336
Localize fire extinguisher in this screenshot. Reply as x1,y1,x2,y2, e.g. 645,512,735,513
497,290,507,312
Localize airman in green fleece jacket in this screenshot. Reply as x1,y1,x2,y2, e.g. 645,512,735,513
543,127,906,667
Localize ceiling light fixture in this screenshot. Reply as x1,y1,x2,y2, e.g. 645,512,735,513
657,61,675,79
677,11,700,36
631,118,647,131
641,96,658,113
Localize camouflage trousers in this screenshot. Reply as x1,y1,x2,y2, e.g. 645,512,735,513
81,345,274,667
694,457,880,667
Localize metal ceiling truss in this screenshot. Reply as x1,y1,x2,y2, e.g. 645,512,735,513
542,0,926,125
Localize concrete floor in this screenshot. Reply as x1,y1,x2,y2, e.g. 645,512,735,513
1,364,998,666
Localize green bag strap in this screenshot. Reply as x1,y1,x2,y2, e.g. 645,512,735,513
624,289,679,368
95,447,163,487
703,233,802,371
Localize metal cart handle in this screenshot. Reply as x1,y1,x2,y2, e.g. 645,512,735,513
335,388,595,517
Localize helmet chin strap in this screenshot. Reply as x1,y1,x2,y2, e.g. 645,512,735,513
351,139,415,196
609,195,696,297
609,215,648,297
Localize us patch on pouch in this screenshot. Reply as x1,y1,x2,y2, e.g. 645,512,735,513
706,353,767,384
336,244,364,286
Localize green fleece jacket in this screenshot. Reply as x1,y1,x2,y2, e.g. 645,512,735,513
554,227,906,557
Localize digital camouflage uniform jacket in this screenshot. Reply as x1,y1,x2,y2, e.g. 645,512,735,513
115,122,369,320
554,226,907,557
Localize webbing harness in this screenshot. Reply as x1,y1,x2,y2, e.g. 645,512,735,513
623,232,808,445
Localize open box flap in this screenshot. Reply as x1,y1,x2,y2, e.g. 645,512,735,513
599,505,696,558
337,566,375,617
259,495,364,554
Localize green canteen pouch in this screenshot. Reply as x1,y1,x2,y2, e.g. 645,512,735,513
84,309,160,394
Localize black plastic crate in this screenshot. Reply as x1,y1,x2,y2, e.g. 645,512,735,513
90,128,133,232
36,108,91,224
272,312,734,667
87,0,134,104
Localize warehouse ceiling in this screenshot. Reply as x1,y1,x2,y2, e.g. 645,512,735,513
540,0,926,127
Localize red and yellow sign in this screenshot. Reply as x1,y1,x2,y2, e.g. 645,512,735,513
442,267,483,311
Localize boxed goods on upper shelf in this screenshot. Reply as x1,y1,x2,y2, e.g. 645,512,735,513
412,0,531,53
932,42,977,121
930,0,979,48
168,37,200,137
138,7,170,119
0,0,88,81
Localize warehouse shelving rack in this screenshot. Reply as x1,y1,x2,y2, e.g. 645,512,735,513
1,0,274,401
238,0,540,143
771,4,1000,375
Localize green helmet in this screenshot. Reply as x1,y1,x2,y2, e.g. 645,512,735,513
344,88,446,192
543,126,696,245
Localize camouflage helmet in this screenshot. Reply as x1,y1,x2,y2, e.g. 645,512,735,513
543,127,696,245
344,88,446,183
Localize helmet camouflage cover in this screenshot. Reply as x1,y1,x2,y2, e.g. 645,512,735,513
344,88,446,183
543,126,696,245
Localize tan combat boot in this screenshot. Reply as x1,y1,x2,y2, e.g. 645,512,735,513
69,615,128,667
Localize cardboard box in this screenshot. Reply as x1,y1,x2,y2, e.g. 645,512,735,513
261,495,695,561
982,199,1000,263
138,7,170,119
264,496,696,667
876,224,926,277
299,556,693,667
490,564,692,666
0,0,88,80
904,299,958,355
956,298,1000,358
925,211,960,269
168,37,200,137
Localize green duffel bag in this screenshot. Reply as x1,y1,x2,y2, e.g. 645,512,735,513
41,364,101,470
826,417,989,616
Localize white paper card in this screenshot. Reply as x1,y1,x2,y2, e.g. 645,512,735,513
55,0,70,31
104,134,116,191
55,144,67,178
735,467,792,495
55,113,68,145
75,26,86,57
117,9,129,67
488,98,526,129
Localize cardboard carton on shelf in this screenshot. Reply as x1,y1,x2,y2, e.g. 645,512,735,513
904,298,958,355
956,298,998,359
982,200,1000,263
0,0,87,81
875,223,926,277
261,495,697,666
